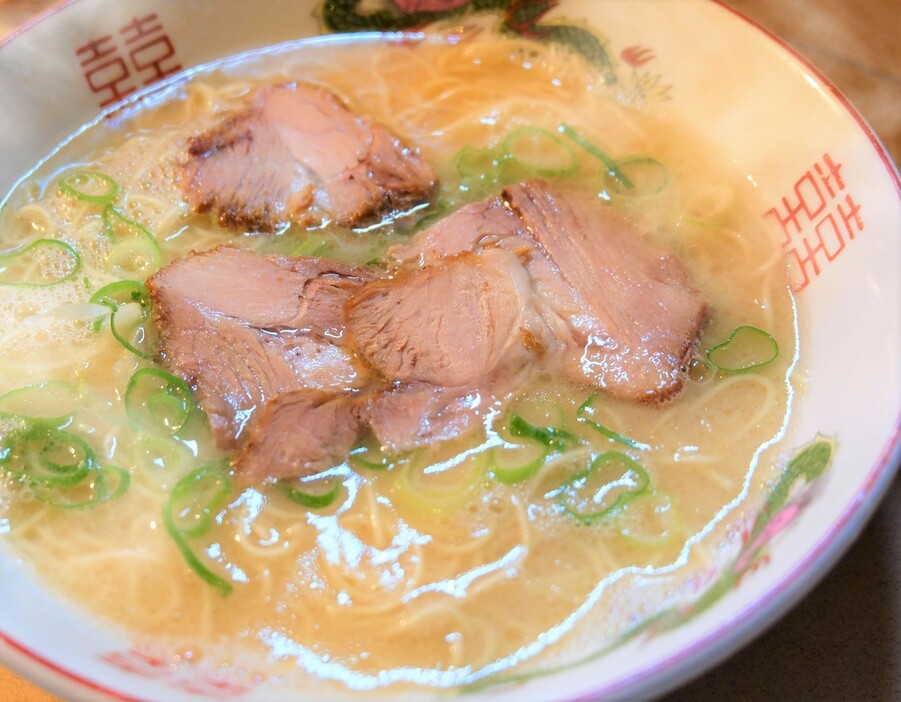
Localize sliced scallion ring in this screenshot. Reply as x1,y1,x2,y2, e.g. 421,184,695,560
102,206,162,279
0,422,128,508
0,425,94,487
606,157,668,198
0,380,78,429
3,425,83,484
395,452,484,513
576,394,649,450
166,463,231,538
89,280,154,359
58,171,119,204
488,412,579,485
556,450,650,525
614,489,680,548
509,414,579,452
489,442,549,484
99,465,131,502
706,325,779,374
107,237,163,280
291,234,330,257
502,126,579,178
125,368,194,436
280,477,342,509
349,445,395,471
0,239,81,287
31,463,129,510
163,462,233,595
456,145,502,183
559,123,633,189
134,434,189,481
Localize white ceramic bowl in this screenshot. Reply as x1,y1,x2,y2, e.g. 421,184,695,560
0,1,898,700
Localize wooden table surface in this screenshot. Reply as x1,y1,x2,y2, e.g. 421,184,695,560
0,1,898,700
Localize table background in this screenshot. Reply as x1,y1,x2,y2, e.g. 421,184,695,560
0,0,898,700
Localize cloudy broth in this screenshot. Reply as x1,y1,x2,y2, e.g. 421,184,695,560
0,35,797,693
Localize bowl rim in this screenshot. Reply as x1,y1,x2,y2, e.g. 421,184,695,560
0,0,78,51
580,4,901,698
0,1,898,701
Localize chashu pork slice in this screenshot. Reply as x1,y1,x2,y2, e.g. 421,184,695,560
147,246,377,479
183,82,437,233
148,179,708,480
388,179,709,402
346,248,548,452
234,390,362,482
149,245,543,474
347,251,526,388
503,181,709,402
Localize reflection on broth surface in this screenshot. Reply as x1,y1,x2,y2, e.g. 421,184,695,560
0,35,797,693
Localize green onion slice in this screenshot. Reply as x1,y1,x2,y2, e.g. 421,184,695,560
28,469,97,507
455,146,505,195
134,434,189,479
280,476,342,509
1,424,95,487
0,381,78,429
125,368,194,436
509,414,579,452
100,465,131,501
395,452,484,513
556,450,650,524
490,442,549,484
32,464,129,509
706,325,779,374
0,422,128,508
108,237,163,281
606,157,668,198
163,462,233,595
0,239,81,287
501,126,579,178
89,280,154,359
456,146,502,182
614,489,680,548
576,395,649,450
166,463,231,537
489,413,578,485
559,123,633,189
103,206,162,279
291,234,330,257
58,171,119,204
349,445,395,471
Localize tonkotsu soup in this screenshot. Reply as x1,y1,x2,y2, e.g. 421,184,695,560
0,34,798,695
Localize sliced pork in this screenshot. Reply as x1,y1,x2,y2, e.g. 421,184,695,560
148,246,531,474
183,83,437,233
389,196,523,267
346,252,523,387
234,390,361,480
149,245,544,472
360,384,485,454
346,248,546,452
503,181,709,401
149,179,708,481
147,246,377,453
389,180,709,401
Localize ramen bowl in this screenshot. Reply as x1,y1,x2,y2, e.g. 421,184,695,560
0,1,898,701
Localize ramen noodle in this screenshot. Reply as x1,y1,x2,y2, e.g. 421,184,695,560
0,35,798,694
